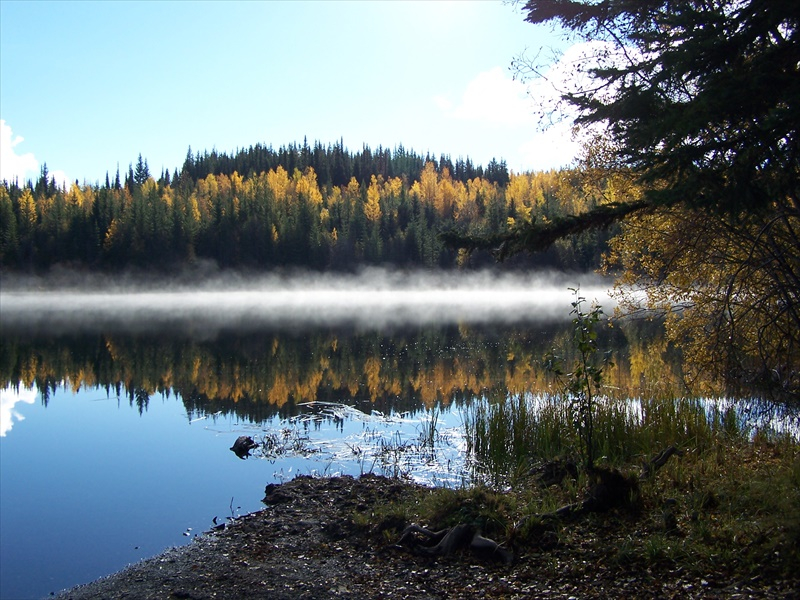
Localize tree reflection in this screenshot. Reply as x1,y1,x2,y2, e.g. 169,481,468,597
0,322,696,422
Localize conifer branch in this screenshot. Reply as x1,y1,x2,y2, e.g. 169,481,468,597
440,200,650,260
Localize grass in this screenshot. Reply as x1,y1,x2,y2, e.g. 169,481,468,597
462,393,791,486
357,393,800,580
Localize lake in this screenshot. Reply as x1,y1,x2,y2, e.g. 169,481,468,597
1,269,665,599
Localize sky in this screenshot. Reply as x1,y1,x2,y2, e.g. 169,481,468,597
0,0,579,187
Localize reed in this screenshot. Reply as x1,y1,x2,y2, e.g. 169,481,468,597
462,393,771,486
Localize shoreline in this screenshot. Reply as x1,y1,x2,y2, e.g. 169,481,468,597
52,474,797,600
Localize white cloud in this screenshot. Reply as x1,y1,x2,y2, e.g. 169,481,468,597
528,40,624,116
434,57,599,170
517,122,582,171
433,95,453,112
0,119,69,188
436,66,536,127
0,119,38,184
0,385,37,437
49,169,70,190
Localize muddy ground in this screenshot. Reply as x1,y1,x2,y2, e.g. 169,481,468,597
53,474,795,599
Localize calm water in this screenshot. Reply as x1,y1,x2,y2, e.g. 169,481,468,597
1,269,633,599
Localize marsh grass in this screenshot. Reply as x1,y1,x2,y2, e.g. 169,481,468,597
418,405,439,446
462,394,572,486
462,392,785,487
455,391,800,576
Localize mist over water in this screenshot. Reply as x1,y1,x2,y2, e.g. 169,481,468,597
0,268,615,333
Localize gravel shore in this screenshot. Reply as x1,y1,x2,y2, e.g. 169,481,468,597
52,474,797,599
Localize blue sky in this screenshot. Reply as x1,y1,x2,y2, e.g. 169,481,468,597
1,1,577,187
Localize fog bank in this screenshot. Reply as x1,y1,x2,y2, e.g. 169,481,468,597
0,268,615,334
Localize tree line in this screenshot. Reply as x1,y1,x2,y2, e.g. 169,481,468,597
0,144,617,272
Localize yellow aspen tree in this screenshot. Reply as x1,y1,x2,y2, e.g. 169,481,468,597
80,185,96,218
453,178,473,224
606,203,800,396
66,183,85,213
409,180,422,199
343,176,362,221
230,171,244,196
327,185,342,210
384,176,403,198
345,176,361,200
417,161,439,205
365,175,382,223
528,172,548,211
201,173,219,200
436,168,456,219
506,173,532,220
294,167,323,205
267,165,290,202
319,207,330,226
187,193,201,228
216,173,232,200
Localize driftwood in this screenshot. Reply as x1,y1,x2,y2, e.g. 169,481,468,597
537,447,684,520
395,523,513,564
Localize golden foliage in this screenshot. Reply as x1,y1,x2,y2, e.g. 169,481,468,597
365,175,382,223
294,167,323,205
606,204,800,396
18,188,37,234
266,166,291,202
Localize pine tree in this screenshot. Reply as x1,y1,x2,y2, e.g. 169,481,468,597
133,154,150,186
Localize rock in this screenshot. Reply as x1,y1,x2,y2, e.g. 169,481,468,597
230,435,258,459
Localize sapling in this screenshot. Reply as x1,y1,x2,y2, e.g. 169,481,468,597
545,288,614,471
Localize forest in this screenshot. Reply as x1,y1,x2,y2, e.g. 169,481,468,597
0,141,617,273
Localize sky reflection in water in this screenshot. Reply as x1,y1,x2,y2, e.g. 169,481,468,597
0,382,469,600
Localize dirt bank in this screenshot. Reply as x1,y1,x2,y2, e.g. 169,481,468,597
53,474,795,599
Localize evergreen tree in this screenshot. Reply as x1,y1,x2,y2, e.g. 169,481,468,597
133,153,150,186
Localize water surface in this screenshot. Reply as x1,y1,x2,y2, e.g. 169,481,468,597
2,269,627,598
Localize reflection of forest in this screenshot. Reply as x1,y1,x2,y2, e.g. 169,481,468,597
1,321,688,422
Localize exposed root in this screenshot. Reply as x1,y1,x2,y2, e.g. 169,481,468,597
394,523,513,564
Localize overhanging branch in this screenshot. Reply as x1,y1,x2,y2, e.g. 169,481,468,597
440,200,651,261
